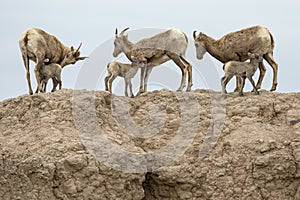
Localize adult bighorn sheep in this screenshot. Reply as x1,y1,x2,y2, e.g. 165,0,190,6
113,28,193,95
193,25,278,91
19,28,87,94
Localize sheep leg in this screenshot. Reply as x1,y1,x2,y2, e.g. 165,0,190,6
40,79,47,93
167,53,187,91
22,54,33,95
127,78,134,98
104,74,111,91
108,75,117,93
129,81,134,98
51,78,58,92
44,81,47,92
248,76,259,95
124,78,129,97
255,61,266,91
34,58,45,93
221,76,226,95
239,76,246,96
137,67,145,95
221,74,233,94
143,66,154,93
263,53,278,91
180,56,193,91
35,79,40,93
58,80,62,90
35,87,39,94
234,76,242,92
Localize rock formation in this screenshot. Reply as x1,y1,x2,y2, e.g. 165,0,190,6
0,89,299,199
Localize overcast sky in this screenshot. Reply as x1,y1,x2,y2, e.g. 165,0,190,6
0,0,299,101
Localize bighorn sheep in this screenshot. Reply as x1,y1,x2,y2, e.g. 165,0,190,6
38,61,63,93
105,61,138,98
19,28,87,94
221,53,263,96
130,48,168,66
193,25,278,91
105,48,167,97
113,28,192,95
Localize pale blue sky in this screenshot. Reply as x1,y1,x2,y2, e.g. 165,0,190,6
1,0,299,100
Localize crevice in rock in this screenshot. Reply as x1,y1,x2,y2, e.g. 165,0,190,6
142,172,156,200
290,118,300,126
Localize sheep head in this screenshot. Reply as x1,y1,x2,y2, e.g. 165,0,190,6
193,31,207,60
113,27,130,57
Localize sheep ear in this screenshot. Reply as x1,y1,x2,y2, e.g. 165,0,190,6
76,56,88,61
199,32,204,38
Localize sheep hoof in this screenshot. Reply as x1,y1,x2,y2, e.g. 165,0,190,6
255,91,260,95
221,93,227,99
270,83,277,91
239,92,244,96
137,90,145,96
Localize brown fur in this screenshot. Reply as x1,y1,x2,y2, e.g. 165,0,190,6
194,25,278,91
113,28,193,95
104,61,138,97
19,28,86,94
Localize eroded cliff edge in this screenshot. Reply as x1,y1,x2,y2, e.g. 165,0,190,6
0,89,299,199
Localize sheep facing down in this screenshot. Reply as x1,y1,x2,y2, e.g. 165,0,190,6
113,28,192,95
193,25,278,92
19,28,87,94
104,61,139,97
221,53,263,96
37,62,63,93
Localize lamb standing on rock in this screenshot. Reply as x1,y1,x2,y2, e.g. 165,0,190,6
113,28,192,95
193,25,278,91
19,28,87,94
38,62,63,93
105,48,168,97
221,53,263,96
105,61,139,97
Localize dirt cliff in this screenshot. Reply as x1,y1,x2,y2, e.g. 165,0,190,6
0,89,299,199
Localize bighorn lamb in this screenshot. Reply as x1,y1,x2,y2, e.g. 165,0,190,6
221,53,263,96
193,25,278,91
105,61,139,98
113,28,192,95
130,48,168,66
38,61,63,93
19,28,87,94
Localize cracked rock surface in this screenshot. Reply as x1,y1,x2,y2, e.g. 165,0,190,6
0,89,299,199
